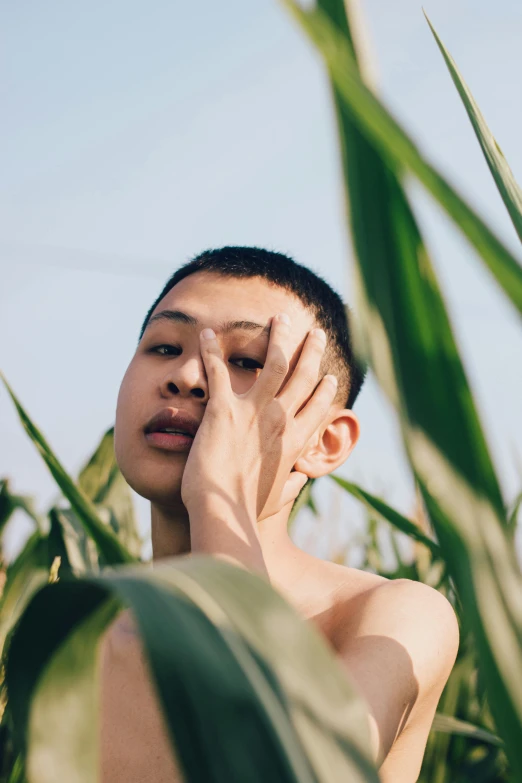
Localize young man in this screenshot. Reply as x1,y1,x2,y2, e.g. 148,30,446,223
99,247,459,783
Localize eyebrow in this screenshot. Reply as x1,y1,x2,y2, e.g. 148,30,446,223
145,309,271,338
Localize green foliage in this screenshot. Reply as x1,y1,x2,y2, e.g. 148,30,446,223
5,557,379,783
283,1,522,318
328,475,442,558
0,373,136,566
284,0,522,778
0,481,42,539
0,410,145,780
2,1,522,780
425,12,522,245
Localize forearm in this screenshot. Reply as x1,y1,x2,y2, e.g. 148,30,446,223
188,499,270,580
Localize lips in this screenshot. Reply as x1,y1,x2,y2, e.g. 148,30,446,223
144,408,200,437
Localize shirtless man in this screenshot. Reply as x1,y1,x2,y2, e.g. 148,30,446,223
100,246,459,783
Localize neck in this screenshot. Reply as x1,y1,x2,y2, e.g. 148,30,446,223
150,500,308,593
151,499,192,560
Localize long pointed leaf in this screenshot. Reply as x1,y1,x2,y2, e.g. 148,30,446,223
77,428,119,502
329,475,441,556
283,0,522,319
431,712,503,748
426,14,522,243
283,1,522,776
0,373,135,566
77,427,143,558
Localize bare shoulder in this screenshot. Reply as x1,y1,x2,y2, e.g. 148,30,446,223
316,559,460,676
331,568,460,707
310,561,460,779
347,576,460,679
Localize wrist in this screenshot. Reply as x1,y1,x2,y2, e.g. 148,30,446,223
186,496,257,528
187,502,267,578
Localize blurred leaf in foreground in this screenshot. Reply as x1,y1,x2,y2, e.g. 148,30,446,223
283,0,522,776
5,556,379,783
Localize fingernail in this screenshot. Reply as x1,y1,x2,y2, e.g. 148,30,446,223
201,328,215,339
312,328,326,342
326,374,338,386
278,313,291,325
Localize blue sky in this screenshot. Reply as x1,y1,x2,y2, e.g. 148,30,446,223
1,0,521,563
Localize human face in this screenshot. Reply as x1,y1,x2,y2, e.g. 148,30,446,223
114,271,319,506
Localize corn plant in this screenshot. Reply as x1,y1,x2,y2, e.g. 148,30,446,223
283,0,522,778
1,0,522,780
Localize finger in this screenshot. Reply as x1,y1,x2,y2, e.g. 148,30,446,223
200,328,231,399
280,471,309,508
294,373,338,439
277,327,327,417
251,313,292,404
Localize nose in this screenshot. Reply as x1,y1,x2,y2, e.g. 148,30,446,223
159,353,209,402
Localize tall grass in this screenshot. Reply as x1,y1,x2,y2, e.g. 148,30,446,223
1,0,522,780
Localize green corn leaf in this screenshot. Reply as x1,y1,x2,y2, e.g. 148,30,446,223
426,13,522,244
289,0,506,523
0,373,135,566
77,427,120,502
282,0,522,319
283,0,522,775
60,508,101,572
4,754,27,783
77,427,143,559
46,508,88,578
431,712,503,747
96,476,143,560
0,481,43,537
507,491,522,537
5,556,379,783
421,654,474,776
288,477,317,528
329,475,441,557
0,533,49,659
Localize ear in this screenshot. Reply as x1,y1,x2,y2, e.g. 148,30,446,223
293,409,360,479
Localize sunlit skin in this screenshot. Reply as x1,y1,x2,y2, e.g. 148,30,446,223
103,270,459,783
114,270,359,583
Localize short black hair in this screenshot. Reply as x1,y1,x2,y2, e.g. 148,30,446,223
139,246,366,410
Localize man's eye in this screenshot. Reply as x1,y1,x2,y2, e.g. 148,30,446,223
149,345,262,372
150,344,181,356
231,357,263,372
